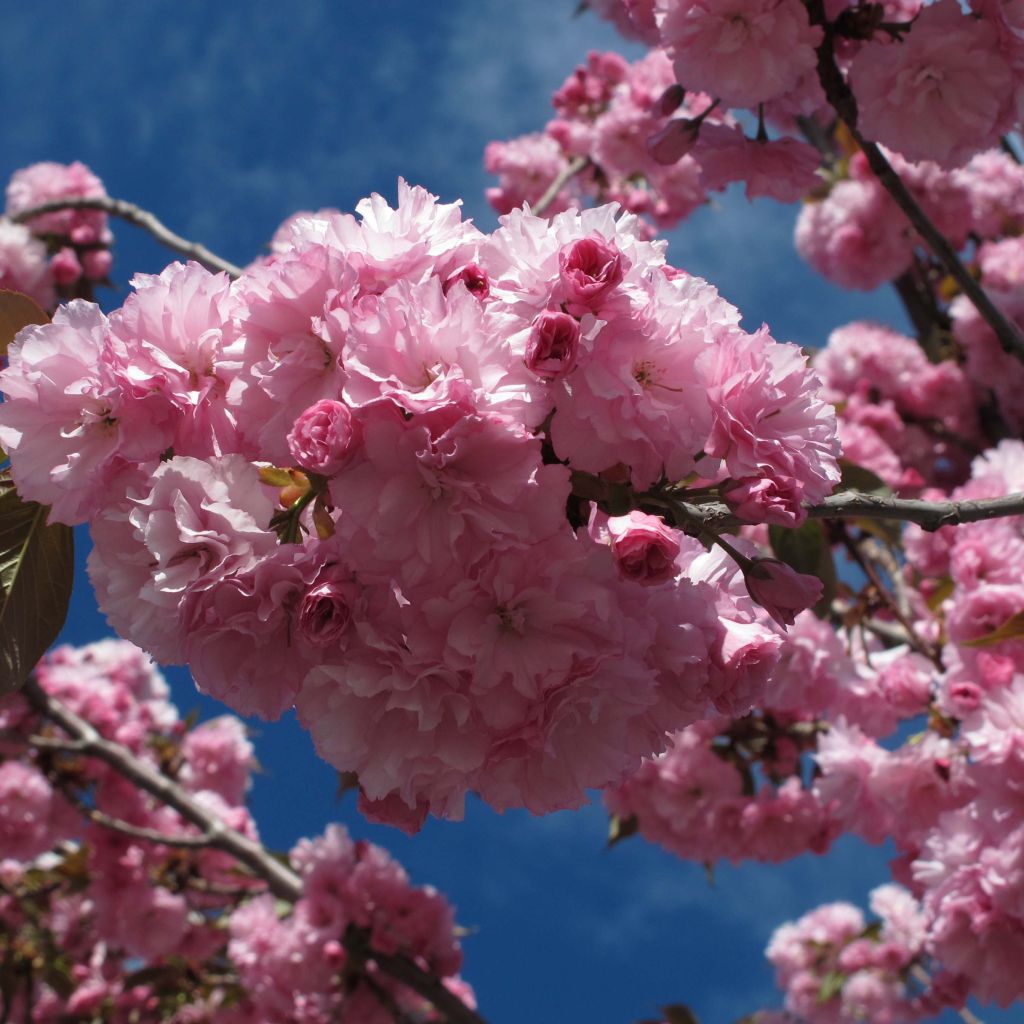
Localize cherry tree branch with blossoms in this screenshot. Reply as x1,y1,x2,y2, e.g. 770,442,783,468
806,0,1024,362
11,196,244,279
12,667,488,1024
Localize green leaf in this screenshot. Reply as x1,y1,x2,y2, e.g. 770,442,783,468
258,465,293,488
0,479,73,694
768,520,837,618
960,610,1024,648
839,460,891,496
0,288,50,358
818,970,846,1004
926,576,955,612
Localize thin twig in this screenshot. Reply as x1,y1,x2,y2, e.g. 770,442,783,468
21,679,490,1024
351,941,484,1024
839,529,942,668
910,964,984,1024
11,197,243,279
532,156,590,217
809,0,1024,363
44,775,215,850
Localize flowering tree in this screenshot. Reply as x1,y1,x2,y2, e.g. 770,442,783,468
1,1,1024,1021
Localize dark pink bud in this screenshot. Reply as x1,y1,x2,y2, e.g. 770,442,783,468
608,512,681,585
723,476,806,527
654,84,686,118
443,262,490,301
287,399,361,476
297,579,360,649
525,311,581,380
646,118,702,165
82,248,113,281
559,235,626,309
50,247,82,285
744,558,822,628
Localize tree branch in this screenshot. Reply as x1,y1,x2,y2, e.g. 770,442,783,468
11,197,244,279
532,156,589,217
809,0,1024,363
20,679,489,1024
22,677,300,901
42,772,216,850
664,489,1024,534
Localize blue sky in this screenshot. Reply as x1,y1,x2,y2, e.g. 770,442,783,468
0,3,993,1022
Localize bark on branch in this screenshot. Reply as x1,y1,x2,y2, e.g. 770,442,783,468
666,489,1024,534
808,0,1024,362
11,197,244,279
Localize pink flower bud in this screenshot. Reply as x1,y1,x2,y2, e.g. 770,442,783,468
525,311,581,380
82,248,113,281
323,939,347,967
559,235,626,309
286,399,361,476
50,246,83,285
607,511,681,585
297,580,360,649
744,558,823,627
443,262,490,300
654,83,686,117
646,118,702,165
723,476,806,527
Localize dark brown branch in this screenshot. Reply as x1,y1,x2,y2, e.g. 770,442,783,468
11,197,243,279
22,677,300,901
668,489,1024,534
809,0,1024,362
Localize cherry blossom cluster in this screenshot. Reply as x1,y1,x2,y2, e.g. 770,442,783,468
0,639,470,1023
588,0,1024,169
611,442,1024,1014
811,320,983,493
0,181,839,827
760,886,952,1024
489,0,1024,262
485,47,821,230
0,161,113,310
605,610,936,864
792,148,1024,495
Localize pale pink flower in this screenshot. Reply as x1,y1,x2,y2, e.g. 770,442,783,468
87,455,278,665
703,327,840,516
0,301,155,524
0,762,70,861
485,134,575,215
180,717,256,806
0,218,55,309
696,124,820,201
655,0,823,107
795,179,914,290
850,0,1018,167
106,261,241,457
5,161,111,246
